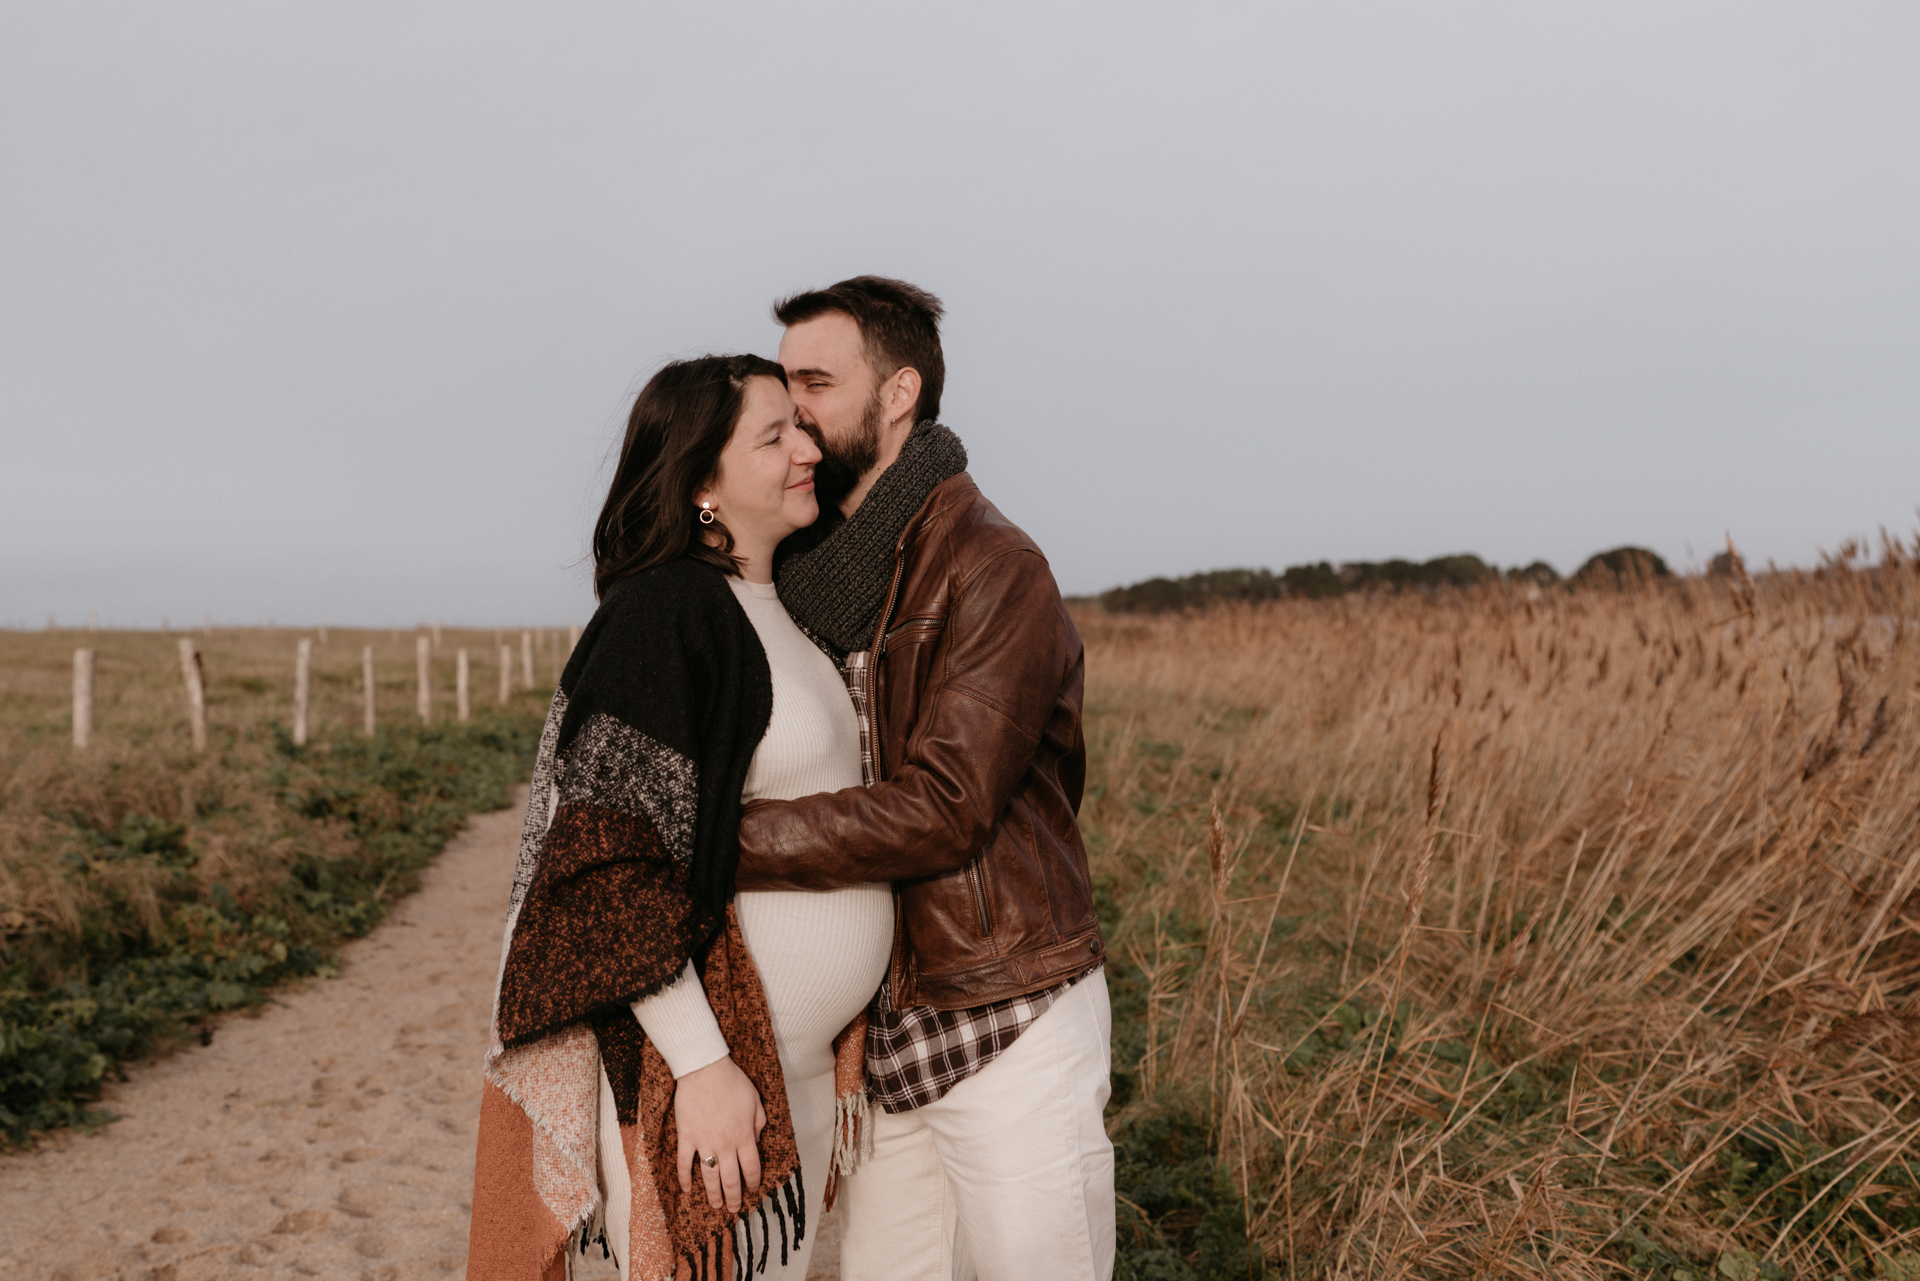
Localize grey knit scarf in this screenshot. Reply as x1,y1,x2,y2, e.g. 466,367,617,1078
776,420,968,655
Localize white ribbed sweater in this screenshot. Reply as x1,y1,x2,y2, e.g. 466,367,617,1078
630,578,892,1079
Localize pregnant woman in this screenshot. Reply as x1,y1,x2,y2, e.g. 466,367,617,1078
468,354,890,1280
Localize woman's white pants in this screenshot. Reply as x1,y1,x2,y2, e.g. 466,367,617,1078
836,969,1116,1281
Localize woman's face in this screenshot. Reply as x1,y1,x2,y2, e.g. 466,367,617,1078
697,376,821,552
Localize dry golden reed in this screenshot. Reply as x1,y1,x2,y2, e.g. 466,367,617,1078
1079,540,1920,1278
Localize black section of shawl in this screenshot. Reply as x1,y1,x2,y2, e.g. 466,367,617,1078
495,558,772,1048
774,420,967,656
591,1003,646,1125
560,559,771,931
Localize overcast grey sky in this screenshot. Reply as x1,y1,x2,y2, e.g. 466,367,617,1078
3,3,1916,628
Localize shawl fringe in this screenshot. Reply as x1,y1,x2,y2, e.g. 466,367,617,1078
831,1088,871,1179
587,1165,804,1281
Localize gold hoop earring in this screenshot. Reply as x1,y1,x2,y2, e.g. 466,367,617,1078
698,502,716,526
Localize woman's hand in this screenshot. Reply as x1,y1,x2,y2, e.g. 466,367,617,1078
672,1055,767,1212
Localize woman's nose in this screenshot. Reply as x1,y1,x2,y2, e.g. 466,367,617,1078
793,432,822,466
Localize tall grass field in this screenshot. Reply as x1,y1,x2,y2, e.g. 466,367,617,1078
1084,544,1920,1279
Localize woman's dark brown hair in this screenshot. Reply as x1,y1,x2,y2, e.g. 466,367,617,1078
592,353,789,598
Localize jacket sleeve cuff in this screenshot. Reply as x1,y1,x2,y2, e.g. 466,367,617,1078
628,960,730,1078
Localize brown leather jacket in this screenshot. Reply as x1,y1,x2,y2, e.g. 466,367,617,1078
735,473,1106,1009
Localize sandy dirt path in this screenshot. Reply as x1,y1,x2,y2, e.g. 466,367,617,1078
0,787,840,1281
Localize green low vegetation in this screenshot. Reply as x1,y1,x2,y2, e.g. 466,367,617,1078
1,625,553,1145
0,713,542,1142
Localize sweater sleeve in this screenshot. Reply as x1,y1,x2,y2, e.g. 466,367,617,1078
629,961,730,1078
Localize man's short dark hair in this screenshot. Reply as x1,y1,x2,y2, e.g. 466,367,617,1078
773,276,946,423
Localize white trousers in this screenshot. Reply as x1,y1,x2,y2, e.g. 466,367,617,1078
837,969,1116,1281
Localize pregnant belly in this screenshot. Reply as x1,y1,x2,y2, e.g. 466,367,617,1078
734,884,893,1081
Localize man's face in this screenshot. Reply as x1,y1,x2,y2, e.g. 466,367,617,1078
777,312,886,507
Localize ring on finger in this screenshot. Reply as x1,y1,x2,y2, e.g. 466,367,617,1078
700,1153,718,1169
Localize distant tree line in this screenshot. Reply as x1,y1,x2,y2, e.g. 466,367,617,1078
1090,547,1672,614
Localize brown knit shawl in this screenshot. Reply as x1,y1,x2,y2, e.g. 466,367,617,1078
467,561,840,1281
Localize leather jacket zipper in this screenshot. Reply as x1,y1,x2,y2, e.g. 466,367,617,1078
885,614,944,642
871,540,912,1002
966,858,993,937
867,549,908,781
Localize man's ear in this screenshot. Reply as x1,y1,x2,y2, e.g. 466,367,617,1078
885,367,922,426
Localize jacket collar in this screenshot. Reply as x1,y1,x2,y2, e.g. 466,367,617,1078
895,471,977,556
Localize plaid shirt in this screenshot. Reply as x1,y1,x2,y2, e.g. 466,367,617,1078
841,650,1086,1113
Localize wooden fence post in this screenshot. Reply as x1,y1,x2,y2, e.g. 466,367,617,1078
73,649,92,749
293,638,313,746
521,631,534,691
178,638,207,752
318,621,328,646
457,648,471,722
89,610,98,633
363,645,376,738
433,622,443,649
416,636,432,723
498,644,512,704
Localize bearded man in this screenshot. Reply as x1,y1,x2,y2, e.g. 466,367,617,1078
737,275,1114,1280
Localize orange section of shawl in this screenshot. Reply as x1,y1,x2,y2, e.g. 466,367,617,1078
619,1110,675,1278
467,1079,572,1281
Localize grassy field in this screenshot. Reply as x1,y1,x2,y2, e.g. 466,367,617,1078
1081,546,1920,1279
9,554,1920,1278
0,624,556,1141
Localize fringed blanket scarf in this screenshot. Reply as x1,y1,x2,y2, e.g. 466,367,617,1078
468,559,862,1281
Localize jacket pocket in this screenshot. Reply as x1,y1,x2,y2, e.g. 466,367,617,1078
964,856,993,938
883,614,945,652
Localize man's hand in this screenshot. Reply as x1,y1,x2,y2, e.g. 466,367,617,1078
733,800,827,891
672,1055,767,1212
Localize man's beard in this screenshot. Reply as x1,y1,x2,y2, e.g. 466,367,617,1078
809,390,885,513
